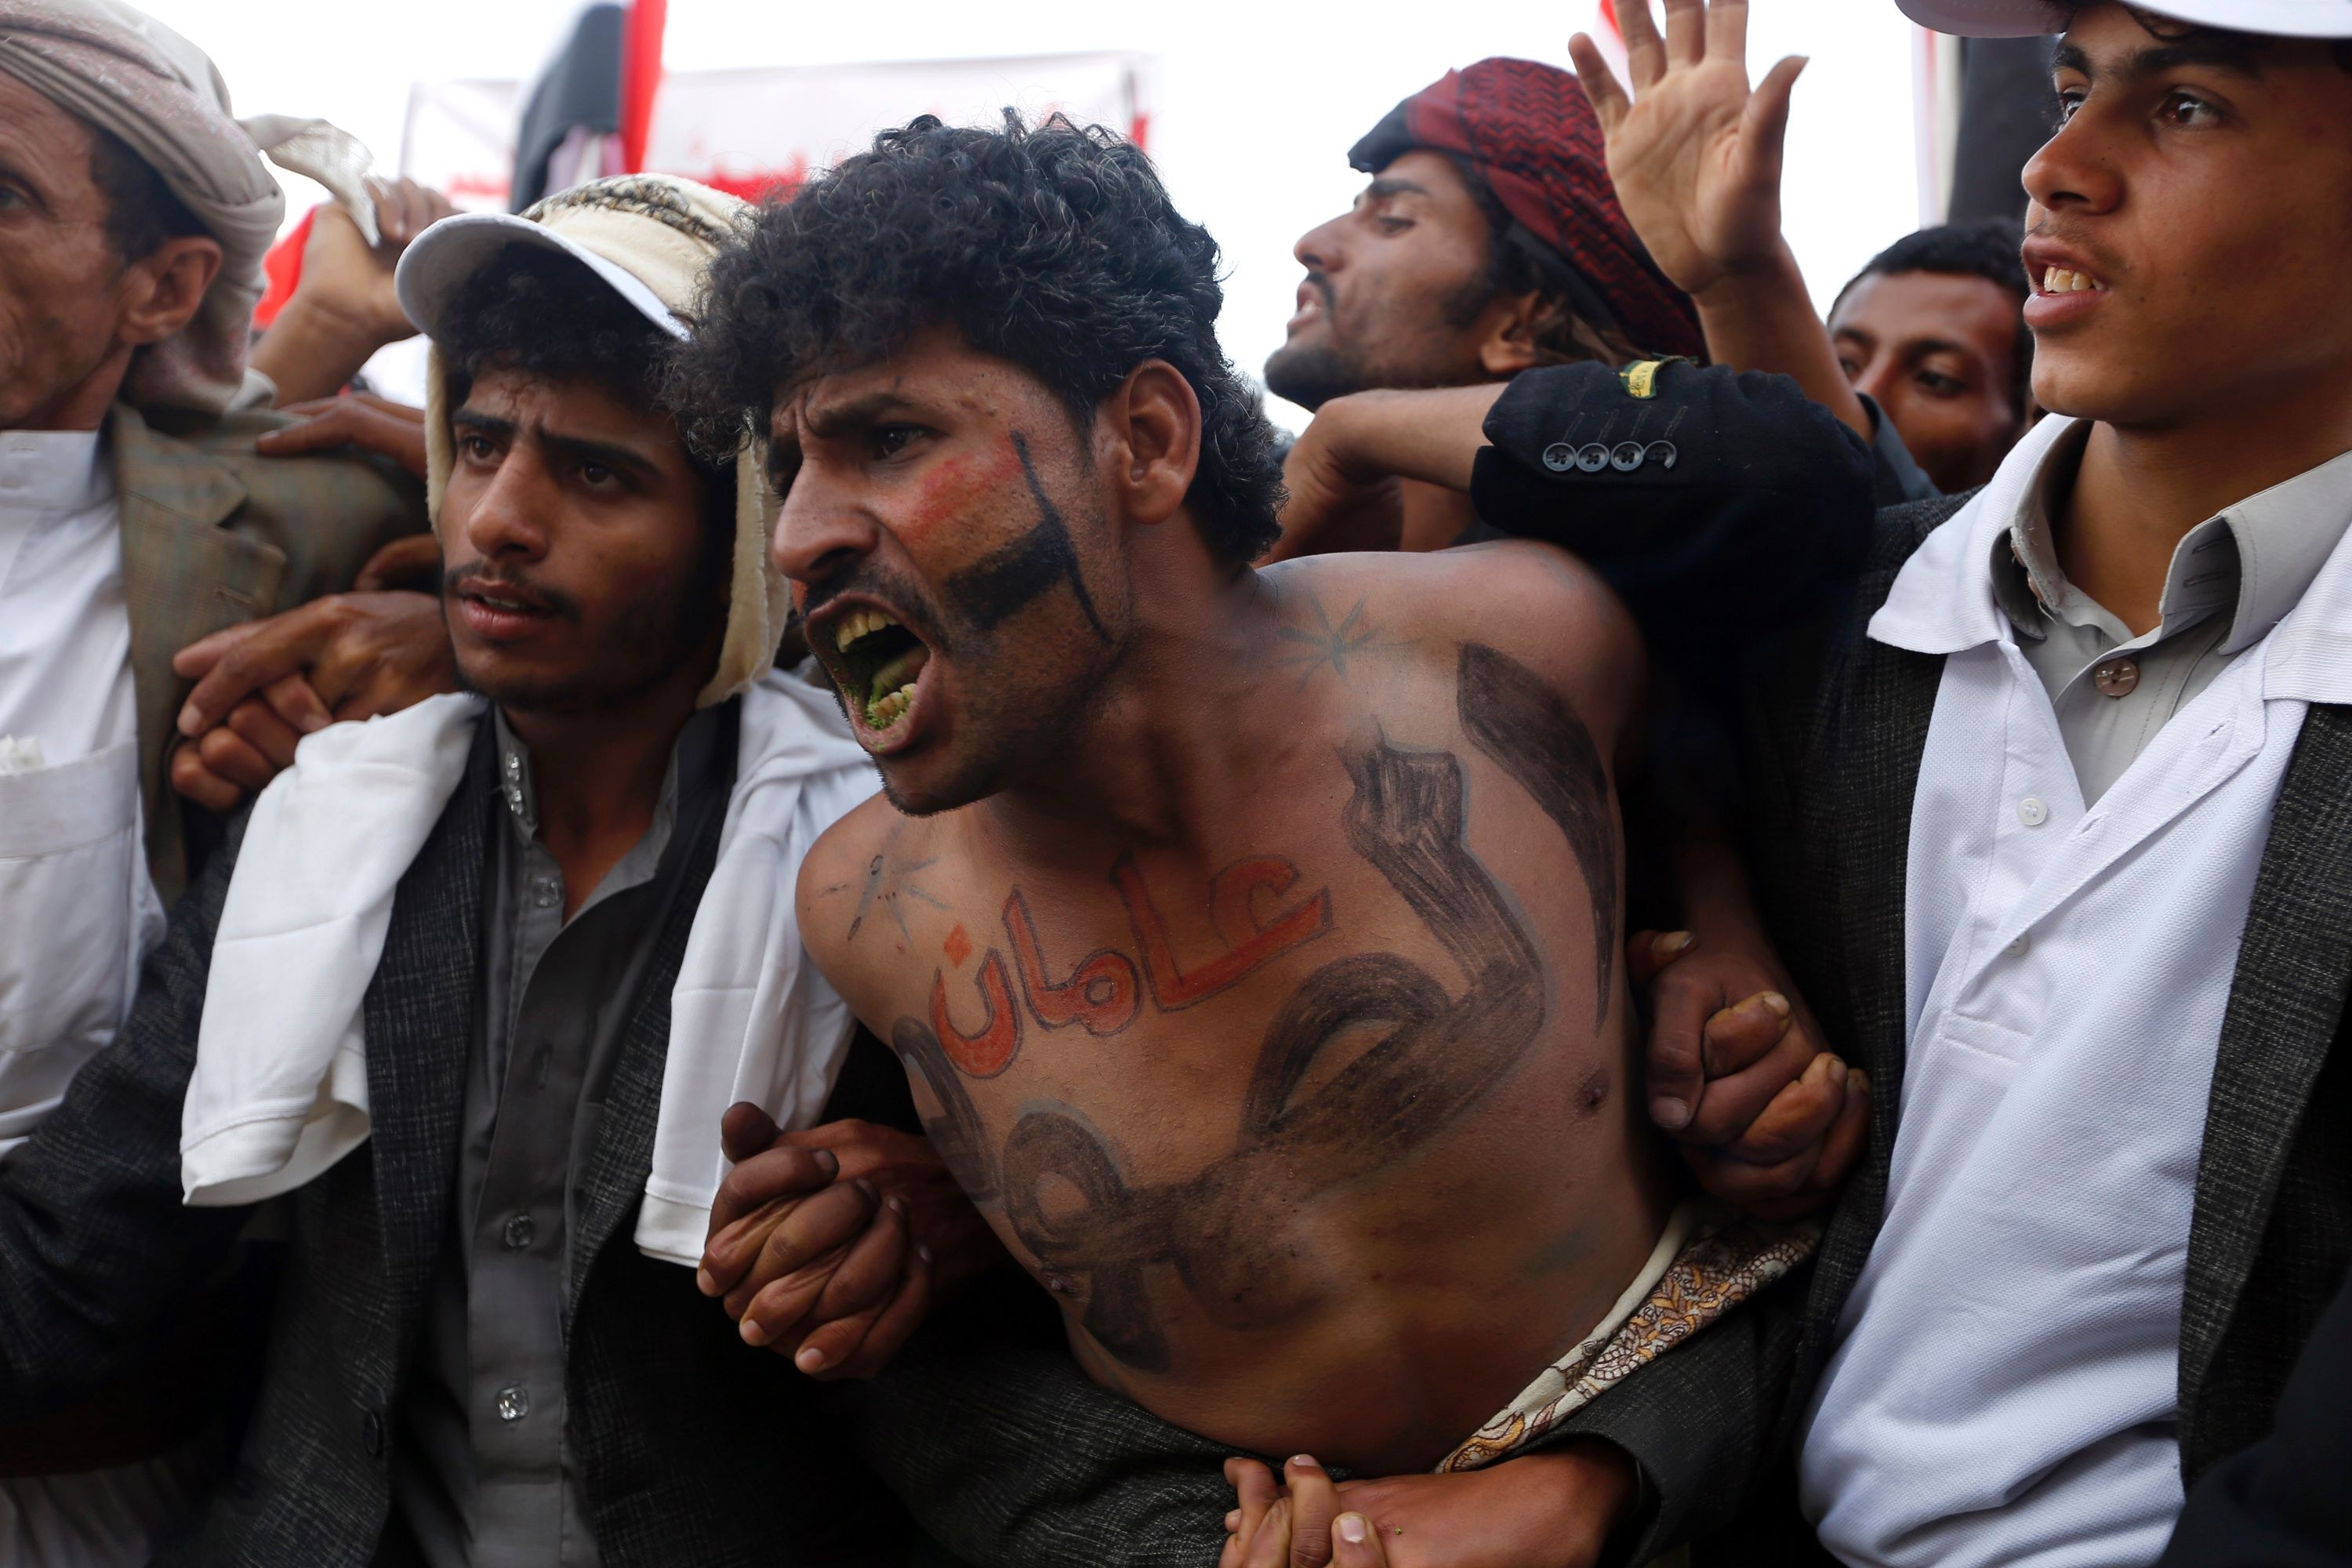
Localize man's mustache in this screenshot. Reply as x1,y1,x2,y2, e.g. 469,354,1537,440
441,562,582,623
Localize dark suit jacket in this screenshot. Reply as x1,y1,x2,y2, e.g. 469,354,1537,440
2158,1259,2352,1566
0,735,906,1566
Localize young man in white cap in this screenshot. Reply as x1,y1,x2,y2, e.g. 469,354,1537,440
0,173,995,1566
1340,2,2352,1566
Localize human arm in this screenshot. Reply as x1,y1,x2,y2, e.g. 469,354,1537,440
248,180,456,406
1267,386,1506,561
0,833,256,1417
1566,0,1867,445
167,588,457,812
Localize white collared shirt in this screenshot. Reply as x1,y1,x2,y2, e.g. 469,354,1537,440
1993,419,2352,802
1795,413,2352,1568
0,429,161,1154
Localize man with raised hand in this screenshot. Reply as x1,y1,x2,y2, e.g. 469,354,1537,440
1520,0,2352,1562
0,175,953,1565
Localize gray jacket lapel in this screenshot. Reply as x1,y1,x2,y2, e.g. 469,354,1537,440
2178,702,2352,1453
1795,495,1965,1382
361,729,494,1314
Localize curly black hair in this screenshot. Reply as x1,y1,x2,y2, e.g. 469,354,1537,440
668,111,1287,570
437,245,734,550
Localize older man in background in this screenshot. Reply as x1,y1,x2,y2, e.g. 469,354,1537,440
0,0,425,1558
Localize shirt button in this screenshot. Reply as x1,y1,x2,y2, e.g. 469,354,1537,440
2094,657,2141,698
495,1384,531,1423
2005,932,2032,958
503,1214,535,1250
532,877,559,909
2016,796,2049,828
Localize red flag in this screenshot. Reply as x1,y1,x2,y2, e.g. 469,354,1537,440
618,0,666,174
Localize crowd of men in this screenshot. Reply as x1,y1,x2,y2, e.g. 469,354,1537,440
0,0,2347,1563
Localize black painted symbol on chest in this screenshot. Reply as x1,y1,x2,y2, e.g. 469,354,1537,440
893,641,1618,1373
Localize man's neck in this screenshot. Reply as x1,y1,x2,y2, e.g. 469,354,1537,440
8,347,135,434
503,686,699,917
984,552,1283,865
2060,382,2352,636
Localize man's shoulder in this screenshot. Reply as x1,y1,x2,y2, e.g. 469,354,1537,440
795,793,915,971
114,402,425,535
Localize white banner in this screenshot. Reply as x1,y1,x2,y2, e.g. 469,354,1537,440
401,50,1158,209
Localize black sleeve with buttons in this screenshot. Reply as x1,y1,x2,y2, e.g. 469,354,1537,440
1471,358,1877,682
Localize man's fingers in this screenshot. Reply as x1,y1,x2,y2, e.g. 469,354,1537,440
354,533,443,593
260,672,334,736
718,1100,784,1166
1700,990,1794,1078
1626,929,1696,987
195,724,278,793
1227,1457,1280,1559
720,1178,880,1320
1566,34,1632,130
1705,0,1751,63
1718,1051,1848,1166
176,607,334,737
1661,0,1706,66
1331,1514,1391,1568
741,1196,902,1356
169,617,262,681
801,1195,911,1328
1284,1456,1341,1568
819,1241,935,1380
1616,0,1667,89
1241,1497,1296,1568
1742,55,1808,180
225,696,303,771
699,1145,840,1290
1684,1024,1819,1147
1801,1067,1870,1196
252,405,365,456
169,741,244,813
1642,967,1718,1132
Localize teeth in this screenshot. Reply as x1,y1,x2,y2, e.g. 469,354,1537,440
866,680,918,729
2042,266,2106,293
835,607,900,650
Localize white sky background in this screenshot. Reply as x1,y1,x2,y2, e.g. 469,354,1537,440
136,0,1928,430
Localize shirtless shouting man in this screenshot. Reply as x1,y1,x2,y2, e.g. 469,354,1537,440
678,113,1867,1561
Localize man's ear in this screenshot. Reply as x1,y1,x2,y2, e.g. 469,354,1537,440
1103,359,1201,528
1475,290,1546,378
115,234,223,349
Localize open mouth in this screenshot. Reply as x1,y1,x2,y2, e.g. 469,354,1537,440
452,577,557,641
824,604,934,735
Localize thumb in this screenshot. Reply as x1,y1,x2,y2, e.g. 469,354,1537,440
1741,56,1807,182
1332,1514,1391,1566
720,1101,783,1164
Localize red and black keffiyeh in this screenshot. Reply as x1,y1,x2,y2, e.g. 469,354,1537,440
1349,57,1703,361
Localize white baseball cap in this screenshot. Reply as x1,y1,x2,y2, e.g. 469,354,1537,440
1897,0,2352,37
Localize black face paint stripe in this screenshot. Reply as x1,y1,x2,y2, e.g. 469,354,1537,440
939,430,1111,643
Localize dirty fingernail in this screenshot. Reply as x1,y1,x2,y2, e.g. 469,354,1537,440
794,1345,826,1373
813,1149,838,1176
886,1195,909,1217
1761,992,1791,1017
1289,1454,1320,1472
1338,1515,1369,1544
695,1267,719,1297
176,706,202,736
916,1243,934,1265
1849,1068,1868,1093
739,1319,768,1347
1650,1096,1690,1130
1658,931,1694,955
1225,1510,1240,1531
852,1177,877,1200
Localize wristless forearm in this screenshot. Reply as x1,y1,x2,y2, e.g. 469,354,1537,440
1691,245,1871,444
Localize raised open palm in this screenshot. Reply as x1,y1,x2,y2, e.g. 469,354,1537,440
1567,0,1806,299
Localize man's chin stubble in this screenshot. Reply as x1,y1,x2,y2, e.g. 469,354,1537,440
1262,344,1363,412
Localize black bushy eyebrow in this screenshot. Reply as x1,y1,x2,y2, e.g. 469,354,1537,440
2053,32,2268,86
1364,176,1431,201
449,408,661,481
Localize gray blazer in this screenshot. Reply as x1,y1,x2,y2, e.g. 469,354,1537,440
0,739,907,1566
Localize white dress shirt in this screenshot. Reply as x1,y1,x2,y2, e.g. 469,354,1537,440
1795,414,2352,1568
0,428,162,1153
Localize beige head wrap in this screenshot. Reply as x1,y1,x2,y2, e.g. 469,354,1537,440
0,0,372,413
395,176,789,709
